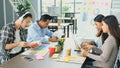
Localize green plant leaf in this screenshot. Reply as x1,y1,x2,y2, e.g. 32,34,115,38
17,4,24,11
16,0,31,16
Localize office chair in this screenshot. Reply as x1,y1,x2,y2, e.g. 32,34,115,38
64,13,75,33
64,13,75,24
114,46,120,68
48,16,58,32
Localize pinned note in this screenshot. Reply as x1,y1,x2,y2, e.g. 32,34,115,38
105,2,108,6
88,1,92,6
92,1,95,5
83,2,87,6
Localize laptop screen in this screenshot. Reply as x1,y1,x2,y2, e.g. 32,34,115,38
72,35,81,50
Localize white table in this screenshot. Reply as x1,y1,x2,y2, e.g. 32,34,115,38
0,38,86,68
58,17,77,34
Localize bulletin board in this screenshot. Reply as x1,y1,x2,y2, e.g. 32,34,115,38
80,0,112,23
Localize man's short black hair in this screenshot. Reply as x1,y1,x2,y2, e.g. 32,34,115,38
40,14,52,22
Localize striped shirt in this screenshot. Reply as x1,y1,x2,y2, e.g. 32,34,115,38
0,23,27,60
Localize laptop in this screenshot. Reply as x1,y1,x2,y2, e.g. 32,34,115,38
72,34,95,52
72,35,81,51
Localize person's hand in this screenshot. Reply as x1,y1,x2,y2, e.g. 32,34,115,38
49,36,58,42
81,49,89,57
81,42,91,47
81,42,95,51
18,42,29,47
82,44,95,51
85,45,95,50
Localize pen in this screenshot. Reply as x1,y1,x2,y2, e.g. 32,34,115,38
74,49,81,52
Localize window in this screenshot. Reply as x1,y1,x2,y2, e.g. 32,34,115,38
62,0,74,17
42,0,54,14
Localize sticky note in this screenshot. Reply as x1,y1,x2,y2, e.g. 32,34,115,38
36,55,44,60
51,54,60,59
63,57,70,62
92,1,95,5
83,2,87,6
105,2,108,6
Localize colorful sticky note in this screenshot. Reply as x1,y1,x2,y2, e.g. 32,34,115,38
105,2,108,6
88,2,92,5
83,7,86,10
83,2,87,6
51,54,60,59
36,55,44,60
92,1,95,5
63,57,70,62
88,8,90,11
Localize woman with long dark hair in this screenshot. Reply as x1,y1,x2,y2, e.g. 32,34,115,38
81,15,120,68
94,14,108,46
81,14,108,68
81,14,108,49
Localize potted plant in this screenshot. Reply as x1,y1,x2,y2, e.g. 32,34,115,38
17,0,31,16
